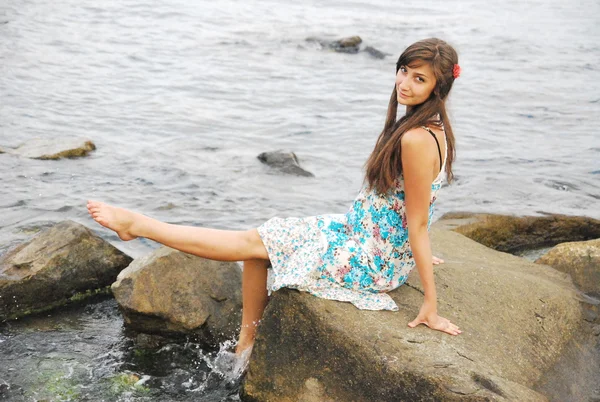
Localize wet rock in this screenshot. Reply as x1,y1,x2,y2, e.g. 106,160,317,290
111,247,242,347
535,239,600,297
583,308,599,323
306,36,362,54
257,150,314,177
0,220,132,320
364,46,387,59
242,228,583,401
8,137,96,160
437,212,600,254
305,36,386,59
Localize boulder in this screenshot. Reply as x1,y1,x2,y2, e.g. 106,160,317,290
0,220,132,320
111,247,242,347
257,150,314,177
536,239,600,297
9,137,96,159
437,212,600,253
242,228,586,401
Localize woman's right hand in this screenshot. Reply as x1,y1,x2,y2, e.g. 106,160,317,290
408,302,461,335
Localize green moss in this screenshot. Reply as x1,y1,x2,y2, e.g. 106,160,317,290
39,372,81,401
106,372,150,396
5,286,112,320
38,141,96,160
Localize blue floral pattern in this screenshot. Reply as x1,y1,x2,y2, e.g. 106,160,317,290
258,133,446,311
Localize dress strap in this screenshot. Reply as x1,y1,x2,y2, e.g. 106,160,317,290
422,126,443,173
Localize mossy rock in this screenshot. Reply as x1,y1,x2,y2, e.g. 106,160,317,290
436,212,600,253
10,137,96,159
0,220,132,320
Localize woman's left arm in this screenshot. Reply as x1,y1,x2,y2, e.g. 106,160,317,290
401,129,461,336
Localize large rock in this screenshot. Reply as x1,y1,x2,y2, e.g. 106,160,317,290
257,150,314,177
0,220,132,319
8,137,96,159
438,212,600,253
111,247,242,347
536,239,600,297
242,228,587,401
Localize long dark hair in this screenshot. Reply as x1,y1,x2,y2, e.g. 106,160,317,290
365,38,458,194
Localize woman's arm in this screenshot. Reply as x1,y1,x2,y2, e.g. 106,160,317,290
401,128,461,336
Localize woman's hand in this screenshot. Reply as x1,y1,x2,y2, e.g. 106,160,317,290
408,301,461,335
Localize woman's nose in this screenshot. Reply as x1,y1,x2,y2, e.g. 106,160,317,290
398,78,410,92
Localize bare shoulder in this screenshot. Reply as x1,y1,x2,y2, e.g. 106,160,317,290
401,128,435,156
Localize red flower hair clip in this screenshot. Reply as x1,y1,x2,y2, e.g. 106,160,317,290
453,64,461,79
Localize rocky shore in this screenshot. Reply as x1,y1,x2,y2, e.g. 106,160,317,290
1,213,599,401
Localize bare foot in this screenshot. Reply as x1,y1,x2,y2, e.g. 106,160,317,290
432,255,444,265
87,200,138,241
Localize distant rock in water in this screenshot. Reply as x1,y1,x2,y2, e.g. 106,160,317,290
364,45,387,59
305,36,386,59
111,247,242,348
0,220,132,320
257,150,314,177
8,137,96,160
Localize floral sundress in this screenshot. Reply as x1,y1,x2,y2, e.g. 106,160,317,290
257,130,446,311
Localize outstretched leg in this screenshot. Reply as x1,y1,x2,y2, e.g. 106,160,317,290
236,259,270,355
87,200,268,261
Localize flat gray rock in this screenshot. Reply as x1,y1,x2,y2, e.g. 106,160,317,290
9,137,96,160
257,150,314,177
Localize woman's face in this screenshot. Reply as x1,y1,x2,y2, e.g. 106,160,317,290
395,62,437,106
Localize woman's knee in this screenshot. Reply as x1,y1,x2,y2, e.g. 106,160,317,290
242,229,269,260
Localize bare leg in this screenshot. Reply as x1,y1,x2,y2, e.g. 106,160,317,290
236,259,270,355
87,200,268,261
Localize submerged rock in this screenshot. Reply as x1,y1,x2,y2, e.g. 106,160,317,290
111,247,242,347
9,137,96,160
305,36,385,58
242,228,585,401
437,212,600,253
257,150,314,177
0,220,132,320
536,239,600,297
364,45,387,59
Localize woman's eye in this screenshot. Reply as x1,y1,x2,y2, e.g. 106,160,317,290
416,77,425,83
400,66,407,73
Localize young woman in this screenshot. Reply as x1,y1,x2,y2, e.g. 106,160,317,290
87,37,461,361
